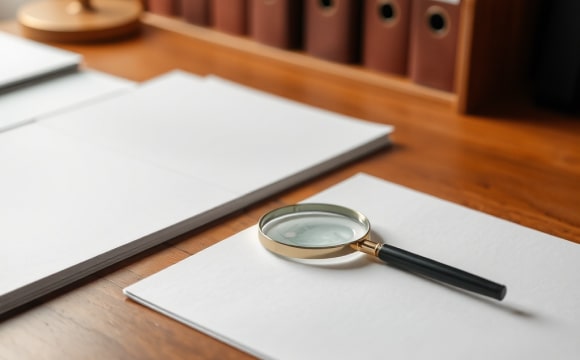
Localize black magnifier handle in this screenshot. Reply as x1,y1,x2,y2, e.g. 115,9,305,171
377,244,507,301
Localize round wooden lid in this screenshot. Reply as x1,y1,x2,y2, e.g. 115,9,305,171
18,0,142,42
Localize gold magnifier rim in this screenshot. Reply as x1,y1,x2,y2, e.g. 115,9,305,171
258,203,372,259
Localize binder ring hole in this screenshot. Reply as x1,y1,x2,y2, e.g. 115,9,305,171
430,14,445,31
377,0,398,26
319,0,334,8
318,0,338,16
425,5,450,37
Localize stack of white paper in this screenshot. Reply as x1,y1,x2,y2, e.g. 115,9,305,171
0,31,80,89
125,173,580,360
0,71,393,314
0,31,135,132
0,70,136,132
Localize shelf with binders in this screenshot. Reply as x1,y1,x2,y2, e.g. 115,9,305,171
142,0,538,114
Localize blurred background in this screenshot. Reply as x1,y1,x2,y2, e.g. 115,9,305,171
0,0,31,20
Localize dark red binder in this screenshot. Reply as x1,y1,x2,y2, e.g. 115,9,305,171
249,0,303,49
304,0,363,63
408,0,462,92
182,0,212,26
148,0,182,16
362,0,412,76
212,0,249,35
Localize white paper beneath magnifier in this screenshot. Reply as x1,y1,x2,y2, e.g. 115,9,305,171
124,173,580,359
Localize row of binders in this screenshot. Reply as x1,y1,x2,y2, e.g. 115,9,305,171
146,0,463,92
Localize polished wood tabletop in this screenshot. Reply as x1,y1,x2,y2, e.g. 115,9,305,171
0,20,579,359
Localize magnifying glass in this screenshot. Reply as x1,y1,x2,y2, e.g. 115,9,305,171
258,203,507,301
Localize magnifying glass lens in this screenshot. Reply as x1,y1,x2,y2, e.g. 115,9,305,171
261,211,367,247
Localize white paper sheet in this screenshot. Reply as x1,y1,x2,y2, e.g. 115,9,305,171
0,124,238,309
125,173,580,360
0,31,80,89
0,70,135,132
42,71,392,197
0,71,392,314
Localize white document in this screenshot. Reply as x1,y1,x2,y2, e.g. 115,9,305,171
0,71,392,314
0,31,80,89
125,173,580,360
43,70,392,198
0,124,237,310
0,70,135,132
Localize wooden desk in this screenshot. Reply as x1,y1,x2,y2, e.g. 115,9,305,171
0,21,579,359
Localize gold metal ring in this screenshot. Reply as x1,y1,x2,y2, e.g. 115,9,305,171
258,203,372,259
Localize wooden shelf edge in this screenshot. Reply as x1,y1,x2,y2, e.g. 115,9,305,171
141,12,457,107
455,0,476,114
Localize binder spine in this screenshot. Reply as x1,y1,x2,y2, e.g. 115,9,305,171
249,0,303,49
362,0,412,75
212,0,249,35
182,0,213,26
408,0,461,92
149,0,182,16
304,0,363,63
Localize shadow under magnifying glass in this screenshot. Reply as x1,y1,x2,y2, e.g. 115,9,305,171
371,230,538,318
271,229,538,318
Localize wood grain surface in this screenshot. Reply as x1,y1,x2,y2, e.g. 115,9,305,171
0,20,578,360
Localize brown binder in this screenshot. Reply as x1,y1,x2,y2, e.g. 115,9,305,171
182,0,212,26
304,0,363,63
408,0,462,92
249,0,303,49
212,0,249,35
362,0,412,76
148,0,182,16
